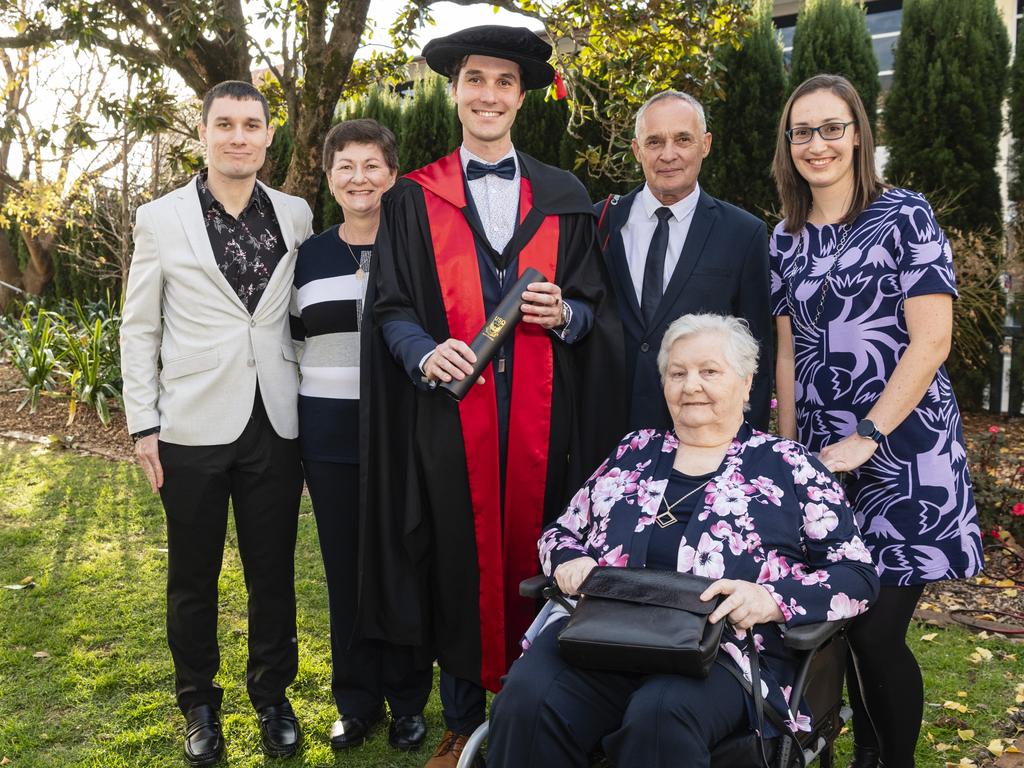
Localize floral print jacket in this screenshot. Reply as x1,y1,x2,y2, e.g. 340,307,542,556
538,423,880,733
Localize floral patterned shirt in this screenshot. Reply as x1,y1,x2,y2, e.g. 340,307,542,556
538,423,880,733
197,168,287,313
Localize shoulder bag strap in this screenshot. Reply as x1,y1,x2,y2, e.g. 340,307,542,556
715,630,806,768
596,194,615,250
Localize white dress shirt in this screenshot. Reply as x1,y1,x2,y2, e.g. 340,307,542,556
460,145,520,254
619,183,702,305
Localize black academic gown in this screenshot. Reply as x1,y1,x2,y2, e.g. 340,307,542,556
357,150,625,691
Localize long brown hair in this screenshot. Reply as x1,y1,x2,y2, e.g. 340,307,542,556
772,74,885,233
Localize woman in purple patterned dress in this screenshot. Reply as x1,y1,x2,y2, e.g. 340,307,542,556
770,74,982,768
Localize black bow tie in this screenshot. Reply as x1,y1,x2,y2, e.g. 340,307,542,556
465,157,517,181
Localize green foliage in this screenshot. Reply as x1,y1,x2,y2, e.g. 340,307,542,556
0,296,123,423
399,76,457,174
1,301,61,413
965,424,1024,544
703,0,785,218
788,0,880,135
343,87,403,137
58,300,122,426
884,0,1009,236
1008,16,1024,205
265,120,295,191
542,0,754,183
938,228,1006,410
511,90,570,168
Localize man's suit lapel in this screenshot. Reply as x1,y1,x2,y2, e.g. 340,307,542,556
607,187,642,326
255,183,298,318
650,190,718,330
173,182,248,314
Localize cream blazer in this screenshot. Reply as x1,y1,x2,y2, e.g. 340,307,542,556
120,177,314,445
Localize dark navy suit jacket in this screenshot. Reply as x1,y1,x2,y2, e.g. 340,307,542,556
595,185,772,432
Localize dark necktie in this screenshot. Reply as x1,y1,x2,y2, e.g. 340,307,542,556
465,157,517,181
641,206,673,326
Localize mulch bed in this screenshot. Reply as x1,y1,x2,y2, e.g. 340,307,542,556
0,360,133,461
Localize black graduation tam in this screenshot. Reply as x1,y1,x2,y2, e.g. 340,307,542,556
422,25,555,90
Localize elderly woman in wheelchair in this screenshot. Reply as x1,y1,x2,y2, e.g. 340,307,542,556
486,314,880,768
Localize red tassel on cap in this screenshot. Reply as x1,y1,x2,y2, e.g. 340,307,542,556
552,70,568,101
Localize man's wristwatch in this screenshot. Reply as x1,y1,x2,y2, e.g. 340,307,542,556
558,299,570,329
131,427,161,442
855,419,884,444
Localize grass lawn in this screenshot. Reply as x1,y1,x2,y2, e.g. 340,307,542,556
0,439,1021,767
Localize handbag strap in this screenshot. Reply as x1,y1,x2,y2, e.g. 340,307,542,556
715,629,806,768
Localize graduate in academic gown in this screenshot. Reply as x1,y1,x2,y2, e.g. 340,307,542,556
355,24,625,766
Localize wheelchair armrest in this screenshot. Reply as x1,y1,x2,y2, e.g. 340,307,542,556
782,619,848,651
519,574,551,599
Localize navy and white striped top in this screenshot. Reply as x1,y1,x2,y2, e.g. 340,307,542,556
290,225,370,463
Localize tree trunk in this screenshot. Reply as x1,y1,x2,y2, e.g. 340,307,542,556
0,232,23,312
281,0,372,226
20,231,55,295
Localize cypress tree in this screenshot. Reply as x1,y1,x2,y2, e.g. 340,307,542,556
703,0,784,218
1008,15,1024,206
344,87,403,138
789,0,880,135
511,90,570,167
399,76,457,173
883,0,1009,236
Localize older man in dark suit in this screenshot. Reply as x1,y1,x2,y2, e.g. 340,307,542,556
596,91,772,431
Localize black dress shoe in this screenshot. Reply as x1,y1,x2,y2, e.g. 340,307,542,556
183,704,224,766
388,713,427,751
847,744,881,768
257,701,301,758
330,709,384,750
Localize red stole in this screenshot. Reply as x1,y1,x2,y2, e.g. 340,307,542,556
406,150,557,691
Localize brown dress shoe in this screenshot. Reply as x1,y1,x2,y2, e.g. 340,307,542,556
424,729,481,768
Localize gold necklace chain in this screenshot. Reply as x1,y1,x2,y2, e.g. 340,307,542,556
340,223,370,282
655,482,707,529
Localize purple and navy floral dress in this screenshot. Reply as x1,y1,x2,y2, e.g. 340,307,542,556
538,424,880,733
770,188,982,586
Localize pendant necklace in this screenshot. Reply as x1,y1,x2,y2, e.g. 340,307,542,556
655,482,707,529
786,219,851,333
340,223,368,282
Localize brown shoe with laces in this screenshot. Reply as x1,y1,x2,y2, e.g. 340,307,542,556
424,729,481,768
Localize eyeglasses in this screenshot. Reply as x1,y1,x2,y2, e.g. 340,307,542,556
785,121,856,145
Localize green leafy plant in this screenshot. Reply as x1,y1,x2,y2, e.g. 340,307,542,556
1,302,62,413
969,425,1024,545
60,315,118,426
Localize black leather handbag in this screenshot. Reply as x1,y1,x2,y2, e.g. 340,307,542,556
556,566,727,677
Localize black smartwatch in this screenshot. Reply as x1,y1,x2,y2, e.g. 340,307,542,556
855,418,884,444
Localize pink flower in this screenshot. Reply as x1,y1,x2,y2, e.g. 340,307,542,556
802,503,839,540
1012,503,1024,517
598,544,629,568
989,425,1001,434
678,532,725,579
770,398,778,409
826,593,870,621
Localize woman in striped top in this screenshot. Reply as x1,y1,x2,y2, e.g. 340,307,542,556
291,119,432,752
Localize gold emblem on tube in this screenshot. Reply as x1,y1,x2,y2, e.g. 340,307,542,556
484,316,506,340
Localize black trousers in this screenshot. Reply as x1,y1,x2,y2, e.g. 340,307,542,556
440,670,487,735
303,460,432,719
158,390,303,713
488,618,748,768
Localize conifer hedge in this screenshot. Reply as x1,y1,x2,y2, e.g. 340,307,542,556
788,0,880,135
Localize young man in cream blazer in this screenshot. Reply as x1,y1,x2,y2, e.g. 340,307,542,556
120,80,313,766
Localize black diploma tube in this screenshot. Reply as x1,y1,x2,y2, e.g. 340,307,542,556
439,267,548,402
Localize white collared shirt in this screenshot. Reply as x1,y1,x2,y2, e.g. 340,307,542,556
619,183,702,305
460,145,520,254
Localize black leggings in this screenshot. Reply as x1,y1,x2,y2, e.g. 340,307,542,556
846,584,925,768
